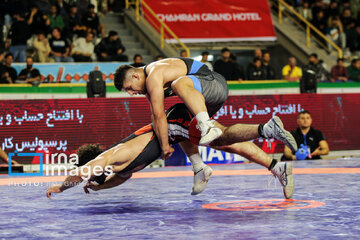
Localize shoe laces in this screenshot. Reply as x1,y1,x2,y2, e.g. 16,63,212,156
267,173,278,190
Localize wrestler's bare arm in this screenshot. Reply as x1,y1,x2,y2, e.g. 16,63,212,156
46,148,116,198
46,175,83,199
46,133,153,198
146,69,174,159
83,172,132,193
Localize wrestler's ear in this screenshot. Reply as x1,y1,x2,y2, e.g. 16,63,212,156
132,72,139,81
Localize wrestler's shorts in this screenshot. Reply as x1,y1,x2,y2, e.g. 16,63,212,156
187,72,229,116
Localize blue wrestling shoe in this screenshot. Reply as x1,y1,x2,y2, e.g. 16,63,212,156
271,162,295,199
263,116,298,152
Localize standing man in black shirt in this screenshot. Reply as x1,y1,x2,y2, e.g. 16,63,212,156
7,12,31,62
262,51,276,80
64,4,86,40
213,48,238,81
247,57,266,80
18,56,41,86
82,4,106,37
27,4,50,35
283,110,329,160
229,53,245,81
303,53,330,82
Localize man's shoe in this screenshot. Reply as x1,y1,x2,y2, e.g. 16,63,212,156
191,165,213,195
271,162,295,199
263,116,298,152
197,121,222,145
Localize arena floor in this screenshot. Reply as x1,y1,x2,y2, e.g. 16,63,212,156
1,158,359,239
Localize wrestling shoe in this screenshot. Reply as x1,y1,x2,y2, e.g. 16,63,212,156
263,116,298,152
197,121,222,145
191,165,213,195
271,161,294,199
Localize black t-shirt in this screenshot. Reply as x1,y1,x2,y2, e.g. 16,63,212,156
8,20,31,45
213,60,238,81
67,14,82,29
0,63,5,74
247,64,266,80
291,127,326,160
19,67,40,79
82,12,99,29
49,37,69,54
131,63,146,68
0,64,7,83
26,11,49,34
262,64,276,79
0,65,17,83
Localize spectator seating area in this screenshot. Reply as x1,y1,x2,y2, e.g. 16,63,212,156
0,0,360,85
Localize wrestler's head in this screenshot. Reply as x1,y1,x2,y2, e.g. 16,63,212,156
75,144,107,185
114,65,147,96
75,144,104,167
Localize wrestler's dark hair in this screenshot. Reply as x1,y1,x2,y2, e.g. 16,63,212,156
298,110,311,118
114,64,135,91
75,144,104,167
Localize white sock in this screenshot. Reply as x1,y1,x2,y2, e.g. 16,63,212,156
195,112,210,124
189,153,205,172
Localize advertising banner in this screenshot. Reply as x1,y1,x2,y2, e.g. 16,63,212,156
144,0,276,42
1,94,359,165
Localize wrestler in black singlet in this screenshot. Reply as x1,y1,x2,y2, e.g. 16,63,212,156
114,103,192,174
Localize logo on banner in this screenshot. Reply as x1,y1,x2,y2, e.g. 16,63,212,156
185,146,248,165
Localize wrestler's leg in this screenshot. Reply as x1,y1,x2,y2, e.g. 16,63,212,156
210,122,294,199
210,119,298,152
179,141,213,195
171,76,222,145
216,142,272,168
211,122,260,146
179,141,203,170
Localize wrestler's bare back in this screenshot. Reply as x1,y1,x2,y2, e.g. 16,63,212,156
86,132,154,173
144,58,188,89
